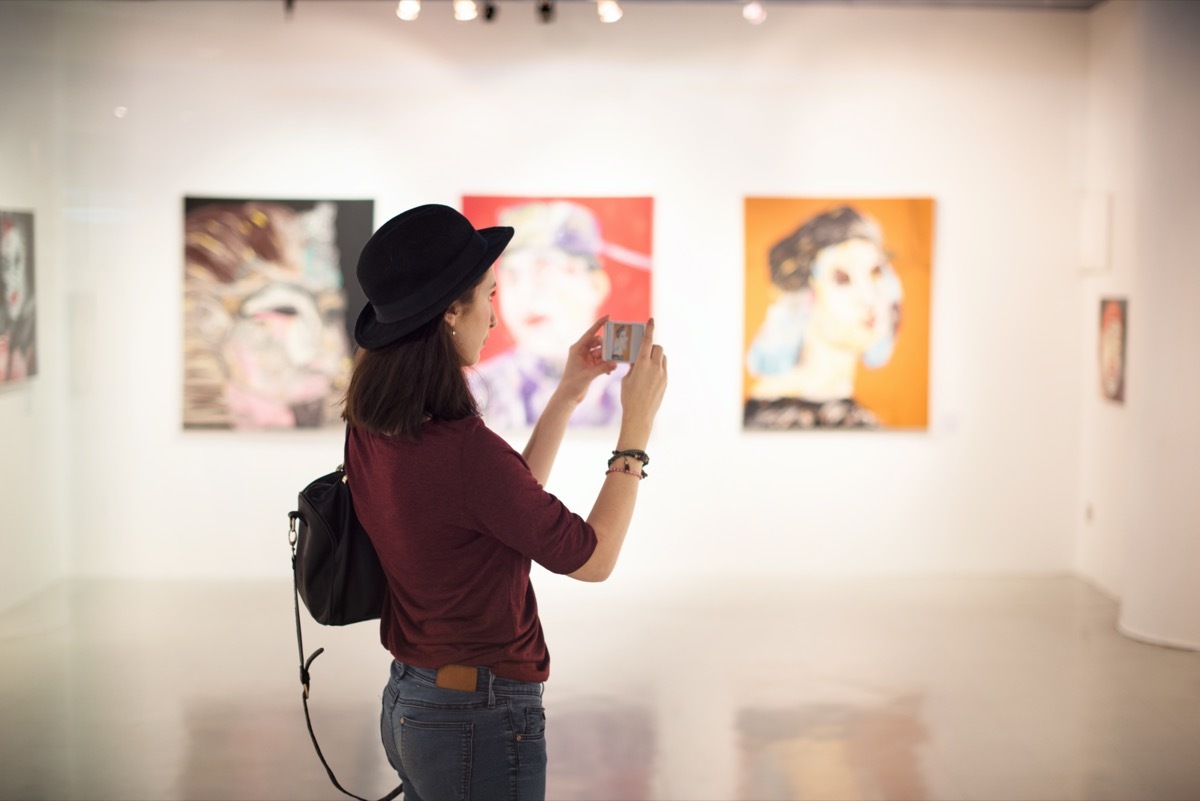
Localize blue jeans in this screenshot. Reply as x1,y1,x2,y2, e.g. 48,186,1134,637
380,660,547,801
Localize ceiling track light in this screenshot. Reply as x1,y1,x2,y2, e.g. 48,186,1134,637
597,0,622,23
396,0,420,21
742,0,766,25
537,0,554,24
454,0,479,21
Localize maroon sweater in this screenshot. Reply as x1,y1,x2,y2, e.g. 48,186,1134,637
346,416,597,682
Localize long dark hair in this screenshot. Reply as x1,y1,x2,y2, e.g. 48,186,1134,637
342,279,483,440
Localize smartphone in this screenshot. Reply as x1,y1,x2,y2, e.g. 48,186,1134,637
602,321,645,363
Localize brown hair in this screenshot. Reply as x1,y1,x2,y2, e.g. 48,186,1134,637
768,206,884,292
342,276,484,440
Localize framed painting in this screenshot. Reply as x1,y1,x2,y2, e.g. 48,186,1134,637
1099,297,1126,403
183,197,373,429
0,210,36,386
461,195,653,428
743,198,934,431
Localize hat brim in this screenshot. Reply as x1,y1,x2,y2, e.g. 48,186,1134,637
353,225,513,350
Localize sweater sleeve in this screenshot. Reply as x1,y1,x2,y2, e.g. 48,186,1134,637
459,420,598,575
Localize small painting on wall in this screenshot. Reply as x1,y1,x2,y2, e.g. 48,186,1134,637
461,195,653,428
1099,297,1127,403
743,198,934,430
183,197,373,430
0,210,36,386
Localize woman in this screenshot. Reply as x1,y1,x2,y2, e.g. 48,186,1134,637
744,205,902,429
342,204,667,800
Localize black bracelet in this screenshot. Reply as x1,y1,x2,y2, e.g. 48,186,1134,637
608,449,650,467
605,454,649,479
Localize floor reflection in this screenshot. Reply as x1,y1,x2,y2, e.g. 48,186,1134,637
737,696,927,801
548,697,657,801
2,576,1199,801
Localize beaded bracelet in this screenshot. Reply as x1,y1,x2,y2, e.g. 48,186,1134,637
606,454,648,479
608,449,650,467
606,465,644,480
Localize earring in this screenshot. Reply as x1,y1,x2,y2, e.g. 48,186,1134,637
451,328,457,336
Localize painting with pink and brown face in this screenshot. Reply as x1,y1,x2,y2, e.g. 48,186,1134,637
182,197,373,429
0,210,36,385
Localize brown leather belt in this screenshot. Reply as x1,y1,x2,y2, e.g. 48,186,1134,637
435,663,483,692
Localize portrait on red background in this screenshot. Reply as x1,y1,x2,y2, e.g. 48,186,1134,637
461,196,653,428
1099,297,1126,403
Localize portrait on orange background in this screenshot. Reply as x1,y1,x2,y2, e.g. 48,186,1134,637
461,196,653,428
1098,298,1126,403
743,198,933,430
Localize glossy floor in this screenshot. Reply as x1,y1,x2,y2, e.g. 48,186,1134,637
2,575,1198,801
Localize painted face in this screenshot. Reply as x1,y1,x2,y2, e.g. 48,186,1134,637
495,246,608,361
220,280,348,425
808,238,890,352
451,268,498,367
611,325,631,360
1100,307,1124,399
1,224,29,320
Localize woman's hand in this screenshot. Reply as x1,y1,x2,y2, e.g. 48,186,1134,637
556,316,618,405
618,318,668,444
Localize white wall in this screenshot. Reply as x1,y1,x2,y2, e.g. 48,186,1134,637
1,1,1092,596
1073,0,1141,599
1118,0,1200,649
0,4,70,610
1072,0,1200,650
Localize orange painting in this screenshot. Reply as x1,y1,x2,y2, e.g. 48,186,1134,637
743,198,933,430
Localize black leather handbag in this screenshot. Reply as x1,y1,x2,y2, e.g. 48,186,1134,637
290,466,386,627
287,426,400,801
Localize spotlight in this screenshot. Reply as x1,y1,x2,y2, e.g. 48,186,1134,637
396,0,420,21
483,1,497,21
742,1,766,24
454,0,479,21
597,0,622,23
537,0,554,23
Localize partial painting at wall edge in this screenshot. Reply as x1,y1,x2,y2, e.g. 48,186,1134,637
1,209,37,387
182,196,374,430
742,197,933,431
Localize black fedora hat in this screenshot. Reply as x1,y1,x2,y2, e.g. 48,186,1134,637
354,204,513,349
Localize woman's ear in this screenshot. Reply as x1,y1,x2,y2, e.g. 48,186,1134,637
443,303,461,328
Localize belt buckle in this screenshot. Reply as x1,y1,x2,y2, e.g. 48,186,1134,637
436,664,479,692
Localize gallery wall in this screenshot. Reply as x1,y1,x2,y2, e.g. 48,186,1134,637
1116,1,1200,649
1,0,1099,607
0,6,69,611
1073,0,1140,601
1070,0,1200,650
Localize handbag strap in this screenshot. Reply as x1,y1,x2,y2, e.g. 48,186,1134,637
289,468,403,801
340,423,350,474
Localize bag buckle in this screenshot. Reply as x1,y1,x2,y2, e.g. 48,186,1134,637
288,511,299,546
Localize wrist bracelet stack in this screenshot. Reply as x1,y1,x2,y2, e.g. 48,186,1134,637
606,449,650,479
